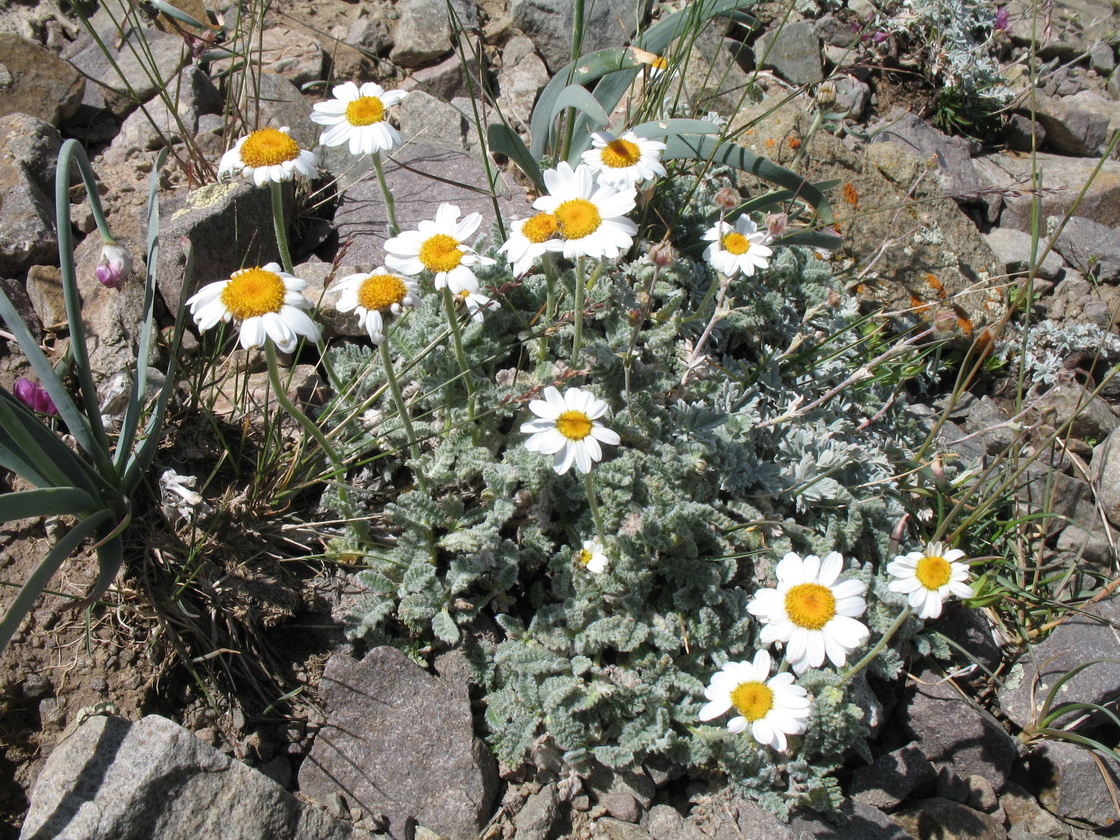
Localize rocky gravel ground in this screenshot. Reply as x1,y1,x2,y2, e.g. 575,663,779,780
2,0,1120,838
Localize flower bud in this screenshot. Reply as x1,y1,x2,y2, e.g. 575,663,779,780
95,242,133,289
13,378,57,415
648,240,677,268
713,187,739,211
766,213,789,238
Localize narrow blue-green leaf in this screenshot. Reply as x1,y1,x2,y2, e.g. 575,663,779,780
1040,701,1120,731
70,533,124,613
530,48,634,160
775,230,846,250
629,119,722,139
0,286,94,457
147,0,211,29
663,134,835,224
1037,657,1120,719
125,232,192,488
116,148,168,472
0,487,95,523
0,392,93,493
487,124,544,192
0,509,111,654
550,84,610,134
576,0,762,148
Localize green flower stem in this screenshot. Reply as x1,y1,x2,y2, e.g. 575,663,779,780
265,341,344,481
371,153,399,237
269,181,293,274
379,339,429,494
440,285,477,419
839,604,912,687
581,471,606,546
624,263,662,416
537,253,560,364
570,257,609,368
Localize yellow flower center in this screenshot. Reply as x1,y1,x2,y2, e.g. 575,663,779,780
239,128,300,168
651,56,668,70
578,548,594,566
345,95,385,126
220,267,286,320
723,232,751,255
555,198,602,240
916,555,952,590
600,138,642,169
522,213,559,243
458,289,472,301
357,274,407,312
555,410,592,441
731,681,774,722
785,583,836,630
419,234,464,273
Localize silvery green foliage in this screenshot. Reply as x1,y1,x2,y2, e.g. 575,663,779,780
330,223,930,811
996,319,1120,385
892,0,1012,124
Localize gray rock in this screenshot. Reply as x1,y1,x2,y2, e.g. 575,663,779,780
496,37,550,128
936,608,1003,677
1091,44,1117,76
973,152,1120,232
936,765,972,803
998,598,1120,730
1055,518,1114,570
250,26,323,87
258,756,292,789
404,54,484,102
297,647,498,840
514,782,559,840
646,805,706,840
1066,90,1120,140
0,114,62,276
509,0,636,75
961,395,1017,456
730,797,794,840
681,23,757,117
64,26,187,118
1092,425,1120,528
1032,380,1118,442
0,276,42,342
1004,0,1120,62
891,797,1007,840
966,775,999,814
849,744,937,810
870,111,986,207
587,762,655,809
789,798,911,840
0,34,84,125
1015,466,1096,540
1023,94,1109,157
1004,114,1047,153
398,90,470,153
241,72,319,151
755,22,825,85
108,65,222,159
999,780,1068,838
1051,216,1120,283
346,10,394,56
598,818,653,840
25,266,65,331
391,0,477,68
155,180,282,314
19,714,370,840
602,792,643,823
982,229,1064,281
329,140,530,267
895,666,1020,792
1032,737,1120,827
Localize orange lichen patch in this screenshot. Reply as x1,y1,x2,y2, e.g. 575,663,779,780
956,314,974,336
787,136,802,149
842,183,859,207
766,137,777,149
745,128,756,135
909,293,931,314
855,284,865,294
973,328,995,355
925,273,946,299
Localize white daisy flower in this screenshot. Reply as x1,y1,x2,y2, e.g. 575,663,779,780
887,541,974,619
533,162,637,260
453,282,498,322
702,215,774,278
747,551,869,674
219,127,319,186
698,650,811,751
334,268,420,344
577,539,608,573
384,203,496,291
310,81,408,156
520,386,621,475
187,263,321,353
581,130,666,191
498,212,563,276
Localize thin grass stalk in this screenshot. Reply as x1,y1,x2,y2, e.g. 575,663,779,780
440,286,478,418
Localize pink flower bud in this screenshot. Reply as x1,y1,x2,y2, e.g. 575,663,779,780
13,378,57,415
95,242,133,289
